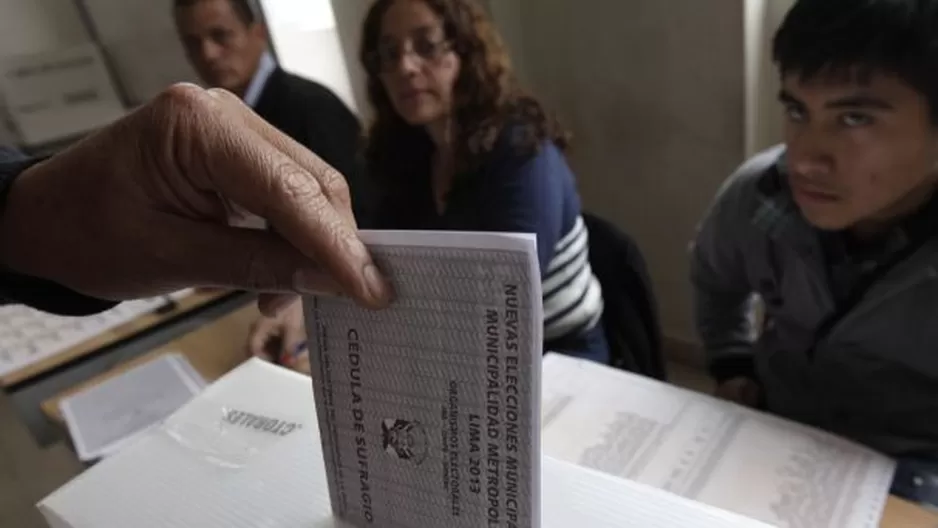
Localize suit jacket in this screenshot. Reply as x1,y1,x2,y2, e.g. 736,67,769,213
254,68,374,225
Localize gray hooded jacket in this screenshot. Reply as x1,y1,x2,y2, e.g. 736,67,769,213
691,145,938,459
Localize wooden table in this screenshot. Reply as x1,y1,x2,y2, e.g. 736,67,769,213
2,290,232,387
41,302,259,424
881,496,938,527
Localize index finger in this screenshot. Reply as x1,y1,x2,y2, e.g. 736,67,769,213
207,89,358,227
177,89,391,307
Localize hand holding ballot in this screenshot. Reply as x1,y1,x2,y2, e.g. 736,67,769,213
247,300,309,373
0,84,392,315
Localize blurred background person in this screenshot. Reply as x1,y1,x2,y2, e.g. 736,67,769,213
246,0,608,368
174,0,373,224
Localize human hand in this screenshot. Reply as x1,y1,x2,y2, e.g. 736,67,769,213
714,377,761,407
0,84,391,315
247,299,305,365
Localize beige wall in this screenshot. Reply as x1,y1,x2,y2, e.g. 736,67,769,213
262,0,359,113
481,0,528,84
745,0,794,156
330,0,375,120
272,27,360,114
488,0,747,343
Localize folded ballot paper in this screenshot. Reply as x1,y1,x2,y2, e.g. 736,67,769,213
37,359,771,528
305,230,544,527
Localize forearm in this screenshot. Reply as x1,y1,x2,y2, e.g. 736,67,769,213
0,153,118,315
691,260,759,382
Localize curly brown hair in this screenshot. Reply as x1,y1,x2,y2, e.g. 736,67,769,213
359,0,569,186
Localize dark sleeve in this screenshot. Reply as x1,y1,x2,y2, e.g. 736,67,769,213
302,94,361,176
475,142,567,274
690,157,768,384
300,94,377,227
0,149,119,316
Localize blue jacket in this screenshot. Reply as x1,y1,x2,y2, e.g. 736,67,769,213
371,128,609,364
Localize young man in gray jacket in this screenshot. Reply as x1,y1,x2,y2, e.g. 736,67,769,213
691,0,938,508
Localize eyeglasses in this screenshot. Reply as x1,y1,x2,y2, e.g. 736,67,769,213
366,36,453,73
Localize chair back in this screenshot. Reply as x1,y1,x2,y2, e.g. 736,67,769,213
583,212,666,380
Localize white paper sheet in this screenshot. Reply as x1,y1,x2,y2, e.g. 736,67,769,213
304,230,543,528
38,359,774,528
0,290,194,380
60,352,206,462
540,353,897,528
544,456,774,528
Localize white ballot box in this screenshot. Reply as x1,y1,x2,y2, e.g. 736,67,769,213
37,358,772,528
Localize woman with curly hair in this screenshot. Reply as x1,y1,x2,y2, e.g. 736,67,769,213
361,0,608,362
245,0,607,368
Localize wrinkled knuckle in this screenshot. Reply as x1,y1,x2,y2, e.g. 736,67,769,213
319,164,352,204
206,87,241,105
277,164,326,205
152,84,214,119
150,84,218,135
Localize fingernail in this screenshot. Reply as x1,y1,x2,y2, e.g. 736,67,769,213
363,264,392,304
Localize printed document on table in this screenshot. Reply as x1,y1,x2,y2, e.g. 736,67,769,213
0,290,194,380
60,352,206,462
540,354,896,528
305,230,542,528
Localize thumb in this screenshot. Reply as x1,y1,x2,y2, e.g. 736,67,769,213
176,221,347,296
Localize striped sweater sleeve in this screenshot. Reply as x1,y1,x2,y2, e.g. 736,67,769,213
474,142,603,340
475,142,564,275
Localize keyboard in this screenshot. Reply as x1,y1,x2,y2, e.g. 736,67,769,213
0,290,194,379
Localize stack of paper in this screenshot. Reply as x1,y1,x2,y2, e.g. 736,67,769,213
38,358,772,528
305,230,544,527
540,353,896,528
60,352,206,461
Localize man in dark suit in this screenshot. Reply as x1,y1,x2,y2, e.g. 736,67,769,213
173,0,372,224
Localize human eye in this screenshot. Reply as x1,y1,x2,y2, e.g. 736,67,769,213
414,35,446,59
839,112,874,127
412,37,433,57
211,29,232,46
783,104,807,123
377,42,401,65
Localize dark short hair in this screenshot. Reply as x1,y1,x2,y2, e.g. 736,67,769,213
773,0,938,122
173,0,259,26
